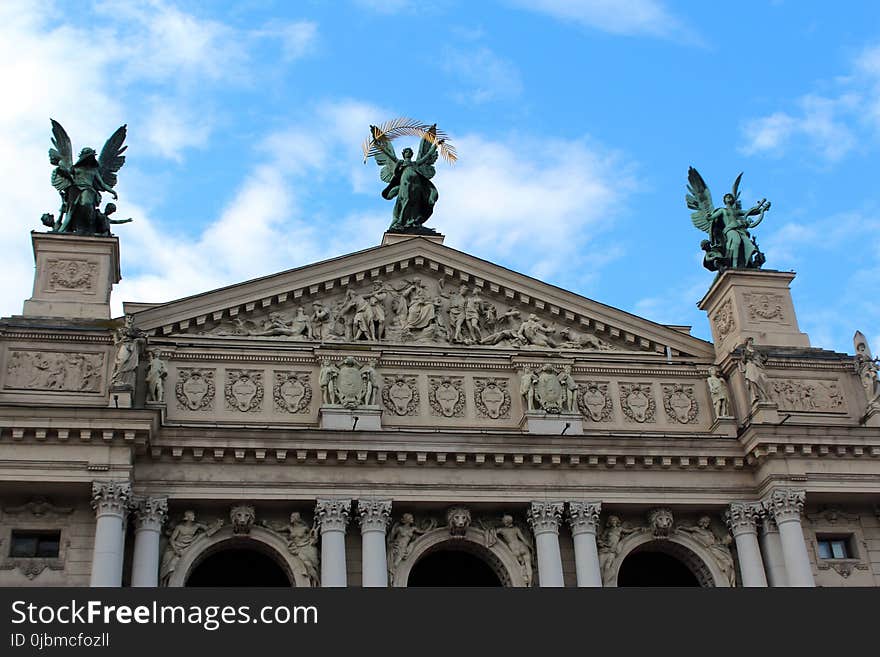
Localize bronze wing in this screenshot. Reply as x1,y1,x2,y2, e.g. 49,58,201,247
686,166,714,233
98,125,127,189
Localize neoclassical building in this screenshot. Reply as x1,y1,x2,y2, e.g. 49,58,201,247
1,229,878,587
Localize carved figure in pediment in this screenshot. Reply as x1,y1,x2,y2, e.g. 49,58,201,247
484,514,534,587
340,289,374,341
311,302,331,341
738,337,769,404
463,290,485,343
520,367,538,411
579,382,613,422
250,310,311,339
517,313,557,348
443,282,469,343
145,349,167,403
676,516,735,587
399,277,436,336
160,511,223,586
368,280,391,339
262,512,319,587
318,359,339,405
853,331,880,406
706,366,731,418
387,513,436,582
558,327,614,351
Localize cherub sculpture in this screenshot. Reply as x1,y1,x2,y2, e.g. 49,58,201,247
42,119,129,235
687,167,770,271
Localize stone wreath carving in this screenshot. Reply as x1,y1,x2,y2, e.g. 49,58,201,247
578,381,613,422
474,378,511,419
273,371,312,413
381,374,420,416
428,376,465,417
175,368,216,411
712,299,735,341
225,369,264,413
619,383,656,423
662,383,699,424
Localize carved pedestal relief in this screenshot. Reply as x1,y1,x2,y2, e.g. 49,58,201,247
619,383,656,423
46,259,97,293
578,382,613,422
474,378,511,419
4,350,105,393
662,383,699,424
225,370,264,413
175,368,216,411
744,292,785,323
273,371,312,414
712,299,735,341
428,376,465,417
382,375,420,416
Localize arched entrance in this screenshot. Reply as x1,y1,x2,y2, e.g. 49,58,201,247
408,548,502,586
186,545,290,587
617,550,700,587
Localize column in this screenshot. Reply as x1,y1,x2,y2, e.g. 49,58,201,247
358,499,392,587
315,498,351,587
567,501,603,587
89,481,131,587
527,501,565,587
763,488,814,587
131,497,168,587
725,502,768,587
759,514,788,587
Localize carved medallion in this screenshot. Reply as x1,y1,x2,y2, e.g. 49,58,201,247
382,375,420,416
429,376,465,417
662,383,698,424
225,369,263,412
578,382,613,422
176,368,215,411
474,378,511,419
619,383,655,423
712,299,735,341
535,366,565,413
336,359,365,408
273,371,312,413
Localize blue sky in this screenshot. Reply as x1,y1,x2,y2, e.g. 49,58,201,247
2,0,879,354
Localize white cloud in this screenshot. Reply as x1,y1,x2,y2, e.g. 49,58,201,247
442,46,523,104
508,0,699,43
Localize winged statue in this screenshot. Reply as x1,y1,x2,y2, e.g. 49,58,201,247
686,167,770,272
363,119,457,234
41,119,131,236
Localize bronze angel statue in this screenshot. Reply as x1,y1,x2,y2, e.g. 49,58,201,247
686,167,770,272
41,119,131,236
363,119,457,234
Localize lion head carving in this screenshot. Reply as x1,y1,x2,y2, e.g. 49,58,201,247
648,508,674,538
446,506,471,537
230,504,256,535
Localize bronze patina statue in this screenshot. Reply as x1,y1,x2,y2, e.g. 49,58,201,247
687,167,770,272
41,119,129,236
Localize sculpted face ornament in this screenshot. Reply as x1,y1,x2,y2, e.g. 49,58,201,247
230,505,256,535
648,508,674,538
446,506,471,537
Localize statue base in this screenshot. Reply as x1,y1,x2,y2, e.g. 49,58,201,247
381,229,445,246
319,405,382,431
520,411,583,436
109,385,133,409
710,415,738,437
861,402,880,428
748,401,780,425
23,232,121,320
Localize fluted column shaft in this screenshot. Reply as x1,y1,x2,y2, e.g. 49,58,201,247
764,489,814,587
131,497,168,587
89,481,131,587
567,501,602,587
528,501,565,587
358,499,392,587
760,515,788,587
316,498,351,587
726,502,767,587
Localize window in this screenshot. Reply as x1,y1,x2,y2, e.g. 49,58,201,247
816,536,853,560
9,531,60,559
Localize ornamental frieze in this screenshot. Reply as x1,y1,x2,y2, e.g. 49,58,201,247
382,374,420,416
662,383,699,424
428,376,465,417
175,368,216,411
577,381,613,422
4,350,105,393
767,378,846,412
273,371,312,414
474,377,511,419
619,383,656,423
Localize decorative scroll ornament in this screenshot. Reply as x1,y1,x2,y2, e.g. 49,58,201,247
225,370,263,413
429,376,465,417
578,382,613,422
474,378,511,419
382,375,420,416
176,368,215,411
662,383,698,424
619,383,655,423
273,371,312,413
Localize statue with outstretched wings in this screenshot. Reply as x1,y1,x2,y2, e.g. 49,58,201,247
42,119,130,236
687,167,770,272
363,119,457,234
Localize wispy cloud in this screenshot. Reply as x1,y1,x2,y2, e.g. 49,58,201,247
507,0,700,44
441,46,523,104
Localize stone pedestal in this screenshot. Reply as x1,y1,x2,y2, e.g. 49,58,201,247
23,232,120,320
861,403,880,428
109,386,133,409
381,231,445,246
520,411,583,436
710,416,738,437
698,269,810,359
749,401,780,424
319,406,381,431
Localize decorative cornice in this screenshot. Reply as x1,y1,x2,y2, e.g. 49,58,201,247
567,501,602,535
90,480,132,517
725,501,762,536
527,501,564,534
2,497,74,517
132,496,168,530
315,498,351,533
762,488,806,524
358,499,392,533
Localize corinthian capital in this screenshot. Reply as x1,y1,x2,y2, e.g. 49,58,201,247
315,498,351,533
133,496,168,530
358,499,392,533
90,480,132,517
528,501,565,534
567,501,602,535
762,488,806,524
725,502,762,536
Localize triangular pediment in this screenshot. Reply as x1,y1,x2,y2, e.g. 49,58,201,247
128,237,714,358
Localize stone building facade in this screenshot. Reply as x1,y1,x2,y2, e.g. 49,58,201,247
1,230,878,587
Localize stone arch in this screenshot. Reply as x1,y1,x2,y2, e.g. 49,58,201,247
605,530,732,587
391,527,529,587
166,526,312,588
